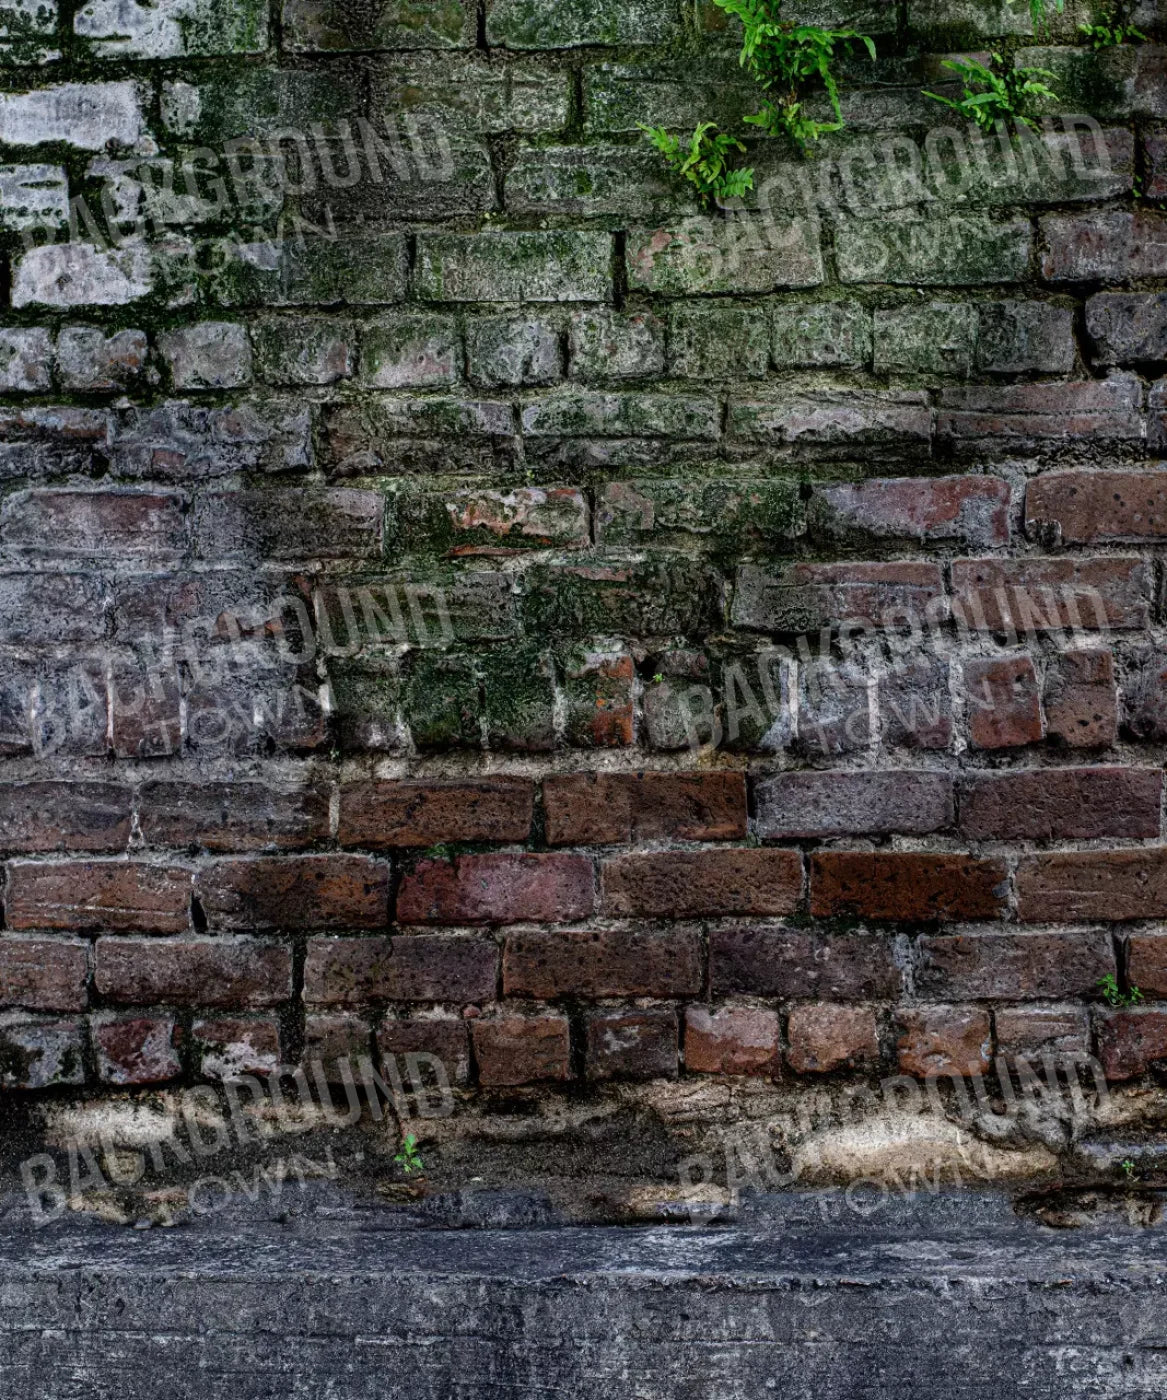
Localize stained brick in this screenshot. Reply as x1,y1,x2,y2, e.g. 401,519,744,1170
584,1008,677,1081
1124,935,1167,998
414,232,612,302
139,782,331,852
193,1015,281,1078
684,1006,781,1076
0,489,185,558
378,1014,471,1085
917,932,1114,1001
710,926,901,1000
812,477,1010,548
398,853,593,926
544,772,746,846
995,1005,1090,1059
0,937,88,1011
1040,210,1167,282
938,377,1143,453
192,489,383,560
5,861,191,933
1026,472,1167,546
303,935,498,1005
787,1003,879,1074
95,937,292,1008
93,1014,181,1086
472,1014,571,1086
338,779,534,850
897,1006,991,1078
951,557,1152,633
756,772,953,839
1087,292,1167,365
601,849,802,918
836,213,1031,284
733,562,946,634
0,782,131,854
196,856,390,931
0,1017,85,1091
962,654,1044,751
959,768,1161,841
626,217,823,296
1016,850,1167,922
810,853,1008,922
504,927,702,999
1096,1009,1167,1081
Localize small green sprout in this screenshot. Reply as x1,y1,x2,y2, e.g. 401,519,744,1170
1098,974,1145,1008
394,1133,425,1175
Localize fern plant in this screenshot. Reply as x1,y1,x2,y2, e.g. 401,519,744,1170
713,0,877,150
1024,0,1065,30
924,54,1059,132
640,121,755,203
1080,3,1147,46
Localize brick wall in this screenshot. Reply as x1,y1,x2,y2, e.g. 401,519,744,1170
2,0,1167,1143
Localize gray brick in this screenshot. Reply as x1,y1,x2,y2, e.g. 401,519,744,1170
976,300,1075,374
283,0,470,49
628,216,823,295
159,322,253,391
772,301,871,369
415,232,612,303
837,214,1032,285
75,0,268,57
488,0,681,49
873,302,978,375
569,308,664,380
1087,292,1167,365
669,305,769,379
466,315,560,388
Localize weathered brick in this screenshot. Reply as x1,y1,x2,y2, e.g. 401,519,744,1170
585,1008,677,1081
377,1014,471,1085
711,926,901,1000
1026,471,1167,546
303,934,497,1005
159,322,252,391
192,489,382,560
398,853,594,926
873,301,977,375
733,561,945,633
303,1012,371,1072
5,861,191,933
138,782,330,852
0,1015,85,1091
507,143,679,220
995,1005,1090,1059
77,0,267,56
110,653,181,760
111,399,313,482
812,477,1010,548
1123,647,1167,743
0,782,131,854
1,489,185,558
668,304,770,379
472,1015,571,1086
196,856,390,931
1127,935,1167,998
837,213,1031,284
0,0,58,64
811,852,1008,922
466,315,560,388
1087,292,1167,365
361,315,457,389
372,52,569,134
488,0,679,47
951,557,1151,634
601,849,801,918
283,0,467,49
1096,1009,1167,1081
1040,210,1167,282
626,217,823,295
975,300,1075,374
797,661,871,758
57,327,148,392
963,654,1044,751
732,388,933,459
480,645,557,753
0,328,50,392
403,485,589,554
0,937,87,1011
597,479,805,551
401,652,475,753
584,56,755,133
415,232,611,302
504,926,702,998
959,768,1161,842
12,243,158,310
939,377,1143,454
1017,850,1167,922
897,1006,991,1079
918,932,1114,1001
523,557,722,638
339,779,534,850
95,936,292,1007
1046,648,1117,749
684,1006,781,1076
561,644,634,748
193,1015,281,1078
521,388,720,440
253,317,355,386
0,80,142,147
569,308,664,380
756,771,953,840
877,659,954,752
92,1013,181,1086
544,772,746,846
772,300,871,369
787,1003,879,1074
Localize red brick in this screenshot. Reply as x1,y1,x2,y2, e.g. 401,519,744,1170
710,927,901,999
1122,647,1167,742
4,861,192,933
683,1006,780,1076
937,378,1142,452
600,849,801,918
1127,935,1167,997
584,1009,678,1081
787,1003,879,1074
897,1006,991,1079
951,557,1151,634
397,853,594,926
1027,471,1167,546
917,932,1113,1001
994,1005,1090,1059
755,771,953,839
378,1015,471,1085
732,561,947,633
810,853,1008,922
1017,850,1167,923
1096,1009,1167,1081
338,778,534,849
110,657,182,760
962,655,1044,750
195,855,390,931
471,1014,571,1086
95,937,292,1008
504,927,702,998
303,1013,372,1069
0,937,88,1011
1045,649,1117,749
544,772,747,847
303,935,498,1005
0,489,186,557
92,1014,182,1086
813,476,1010,547
0,783,131,854
192,1016,281,1078
1145,125,1167,200
877,658,954,751
958,768,1161,841
1040,211,1167,281
139,782,331,852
